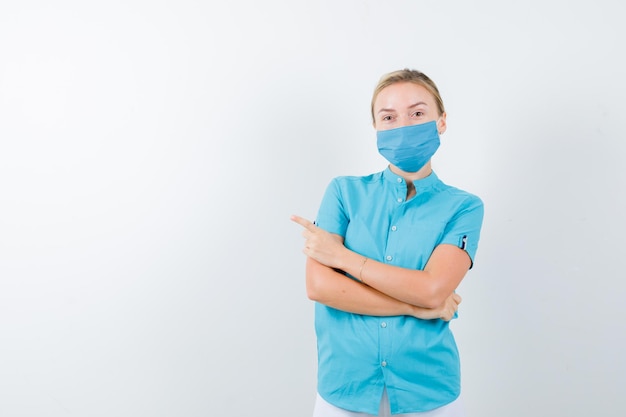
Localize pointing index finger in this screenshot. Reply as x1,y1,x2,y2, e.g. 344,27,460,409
290,214,317,231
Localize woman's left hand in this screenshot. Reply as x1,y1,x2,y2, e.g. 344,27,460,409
291,215,346,269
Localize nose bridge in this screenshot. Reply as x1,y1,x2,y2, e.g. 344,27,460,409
397,113,412,127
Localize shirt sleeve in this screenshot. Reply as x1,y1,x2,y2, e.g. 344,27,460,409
315,178,349,237
439,194,484,268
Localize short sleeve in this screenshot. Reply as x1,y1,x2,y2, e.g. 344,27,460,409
315,178,349,237
439,195,484,267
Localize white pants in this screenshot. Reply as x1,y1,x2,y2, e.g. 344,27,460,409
312,389,465,417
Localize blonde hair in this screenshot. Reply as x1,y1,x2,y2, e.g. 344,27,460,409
371,69,445,123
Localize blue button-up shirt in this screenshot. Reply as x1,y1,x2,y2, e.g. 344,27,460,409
314,168,484,414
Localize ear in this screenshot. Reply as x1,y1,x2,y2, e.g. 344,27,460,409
437,112,447,135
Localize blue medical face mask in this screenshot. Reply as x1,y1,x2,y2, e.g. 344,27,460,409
376,120,441,173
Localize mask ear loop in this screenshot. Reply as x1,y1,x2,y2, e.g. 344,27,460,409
436,116,444,136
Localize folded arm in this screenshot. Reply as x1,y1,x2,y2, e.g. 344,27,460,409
336,243,471,309
306,256,461,321
292,215,471,310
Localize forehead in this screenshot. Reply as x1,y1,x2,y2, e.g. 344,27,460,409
374,82,435,111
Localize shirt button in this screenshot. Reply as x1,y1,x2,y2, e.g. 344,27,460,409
381,322,387,328
381,361,387,367
386,255,393,261
391,226,397,231
397,178,402,183
396,198,402,203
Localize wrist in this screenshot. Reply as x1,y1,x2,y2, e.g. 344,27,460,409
407,304,419,318
337,248,359,276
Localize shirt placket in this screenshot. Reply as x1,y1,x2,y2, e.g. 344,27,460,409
379,177,406,377
384,176,406,267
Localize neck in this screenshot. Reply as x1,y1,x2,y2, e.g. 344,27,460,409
389,161,432,183
389,162,432,201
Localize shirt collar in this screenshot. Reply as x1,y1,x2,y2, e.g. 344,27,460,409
382,166,440,192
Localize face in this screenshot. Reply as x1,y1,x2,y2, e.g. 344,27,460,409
373,82,446,134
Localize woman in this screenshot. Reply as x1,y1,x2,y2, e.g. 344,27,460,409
291,69,484,417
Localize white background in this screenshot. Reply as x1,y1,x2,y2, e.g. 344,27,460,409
1,1,625,416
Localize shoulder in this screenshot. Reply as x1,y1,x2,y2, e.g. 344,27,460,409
444,185,482,204
434,178,484,212
327,171,383,191
322,172,384,206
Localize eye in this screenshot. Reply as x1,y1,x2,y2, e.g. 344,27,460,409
411,111,424,118
381,114,393,122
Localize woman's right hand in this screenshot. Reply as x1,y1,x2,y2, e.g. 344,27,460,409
410,293,462,321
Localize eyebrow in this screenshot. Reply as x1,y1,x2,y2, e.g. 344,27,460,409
377,101,429,114
408,101,428,109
